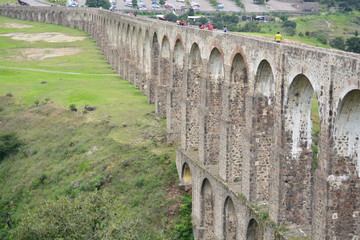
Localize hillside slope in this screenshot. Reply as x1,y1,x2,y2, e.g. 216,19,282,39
0,16,188,239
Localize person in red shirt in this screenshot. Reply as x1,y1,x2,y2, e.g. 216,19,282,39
208,24,213,30
201,24,205,29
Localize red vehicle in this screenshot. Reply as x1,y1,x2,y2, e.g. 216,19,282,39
164,3,173,8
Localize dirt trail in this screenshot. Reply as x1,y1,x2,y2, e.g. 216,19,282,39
0,66,118,76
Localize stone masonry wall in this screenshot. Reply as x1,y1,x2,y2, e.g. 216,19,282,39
0,6,359,239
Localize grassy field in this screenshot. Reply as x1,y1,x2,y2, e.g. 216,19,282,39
244,11,360,48
0,16,188,239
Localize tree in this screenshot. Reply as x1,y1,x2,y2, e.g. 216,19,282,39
86,0,110,8
188,8,194,16
317,34,328,45
329,37,346,50
240,22,261,32
164,13,178,22
279,14,288,22
199,16,208,24
355,30,359,37
283,20,296,29
346,37,360,53
11,191,152,240
159,0,165,6
132,0,137,8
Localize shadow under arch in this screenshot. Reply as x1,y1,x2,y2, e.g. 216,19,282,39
157,35,171,116
184,42,202,151
220,52,248,183
282,73,319,225
167,39,185,142
246,218,261,240
223,196,237,240
330,89,360,237
181,162,192,187
200,178,214,239
250,59,275,202
199,47,224,165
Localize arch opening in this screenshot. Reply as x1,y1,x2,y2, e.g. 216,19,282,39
250,60,275,202
181,163,192,186
223,197,237,240
246,219,260,240
201,48,224,165
200,179,214,239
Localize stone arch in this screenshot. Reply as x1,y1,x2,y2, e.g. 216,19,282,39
131,26,137,61
183,42,202,151
157,36,171,116
200,178,214,239
168,39,185,142
334,89,360,175
200,47,224,165
220,52,248,183
143,30,151,95
149,32,159,104
329,89,360,238
58,11,64,25
246,219,261,240
282,74,318,225
286,74,316,156
135,28,144,89
181,162,192,186
223,197,237,240
74,12,81,21
250,60,275,202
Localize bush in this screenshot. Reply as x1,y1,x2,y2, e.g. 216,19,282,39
0,132,21,160
11,191,153,240
329,37,346,50
188,8,194,16
172,194,194,240
346,37,360,53
165,13,178,22
283,20,296,29
69,104,77,112
284,26,296,36
317,34,328,45
85,0,110,8
240,21,261,32
199,16,208,24
279,14,288,22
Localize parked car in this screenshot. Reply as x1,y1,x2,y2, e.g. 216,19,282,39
152,3,160,8
217,3,224,8
164,3,173,8
176,0,184,2
125,1,132,6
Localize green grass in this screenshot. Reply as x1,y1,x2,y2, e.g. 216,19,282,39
0,0,16,4
0,16,184,239
242,11,360,49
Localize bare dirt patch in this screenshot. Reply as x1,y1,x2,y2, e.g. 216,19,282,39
0,32,86,42
15,47,82,60
1,23,34,28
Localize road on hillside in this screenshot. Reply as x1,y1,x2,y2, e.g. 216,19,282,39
21,0,53,6
115,0,298,12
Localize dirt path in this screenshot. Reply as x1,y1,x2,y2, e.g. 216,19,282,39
0,66,118,76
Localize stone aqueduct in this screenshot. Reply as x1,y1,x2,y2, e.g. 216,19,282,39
0,6,359,239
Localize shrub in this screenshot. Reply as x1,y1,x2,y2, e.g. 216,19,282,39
240,21,261,32
279,14,288,22
11,191,153,240
188,8,194,16
69,104,77,112
329,37,346,50
172,194,194,240
165,13,178,22
85,0,110,8
317,34,328,45
0,132,21,161
284,26,296,36
199,16,208,24
283,20,296,29
346,37,360,53
298,32,304,37
5,92,12,97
